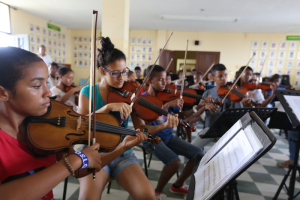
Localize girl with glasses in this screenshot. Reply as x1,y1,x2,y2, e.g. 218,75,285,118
77,37,156,200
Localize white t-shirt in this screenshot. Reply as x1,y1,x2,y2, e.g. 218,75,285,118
38,54,52,69
50,86,77,111
246,89,265,104
47,76,57,89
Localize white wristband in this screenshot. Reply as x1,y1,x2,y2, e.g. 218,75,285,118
193,105,198,113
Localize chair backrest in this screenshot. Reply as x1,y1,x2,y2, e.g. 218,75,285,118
171,74,179,81
281,75,292,87
79,78,88,86
262,77,271,82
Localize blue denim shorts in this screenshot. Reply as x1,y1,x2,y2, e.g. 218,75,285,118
143,135,203,166
102,149,139,179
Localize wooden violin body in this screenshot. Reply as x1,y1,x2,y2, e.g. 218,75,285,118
27,100,160,156
157,88,201,106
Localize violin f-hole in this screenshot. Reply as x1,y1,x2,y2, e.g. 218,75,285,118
65,130,86,140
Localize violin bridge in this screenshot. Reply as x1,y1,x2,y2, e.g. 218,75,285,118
130,93,136,101
76,116,81,130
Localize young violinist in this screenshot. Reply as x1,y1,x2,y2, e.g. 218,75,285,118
264,74,283,99
77,37,156,200
237,66,279,107
133,65,204,199
134,66,142,79
50,67,82,111
187,64,250,149
46,62,59,89
127,70,136,82
190,71,204,89
0,47,146,200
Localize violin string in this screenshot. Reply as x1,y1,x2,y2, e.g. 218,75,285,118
138,98,168,116
182,92,201,99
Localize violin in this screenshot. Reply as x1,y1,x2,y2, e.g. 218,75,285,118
165,83,177,90
65,83,77,92
218,83,260,107
243,82,295,91
128,80,141,88
27,100,161,156
107,82,196,131
157,88,202,106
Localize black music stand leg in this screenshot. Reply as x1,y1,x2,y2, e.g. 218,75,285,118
273,131,300,200
62,177,68,200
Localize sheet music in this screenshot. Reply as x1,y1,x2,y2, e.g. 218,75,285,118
194,128,263,200
199,119,242,168
283,95,300,122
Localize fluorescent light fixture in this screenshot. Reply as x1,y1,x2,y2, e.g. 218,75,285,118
0,2,11,34
160,15,237,22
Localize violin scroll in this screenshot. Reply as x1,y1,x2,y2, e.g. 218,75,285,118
143,128,161,150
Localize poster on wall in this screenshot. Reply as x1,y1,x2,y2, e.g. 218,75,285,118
277,60,283,68
298,52,300,59
53,31,57,39
53,41,57,48
270,42,277,50
84,53,87,59
79,53,82,59
286,70,292,76
148,55,153,62
84,45,88,51
79,45,82,51
261,42,267,49
280,42,286,50
48,48,52,56
84,37,88,43
36,36,40,44
141,63,146,69
130,62,135,68
84,61,88,67
53,49,57,56
269,51,275,59
30,24,34,34
251,51,257,58
288,52,295,60
136,63,140,67
131,46,135,53
142,47,147,53
287,61,293,68
42,28,46,36
142,38,147,45
63,34,65,41
290,42,296,50
267,69,273,76
252,41,258,49
36,26,40,35
63,51,65,58
294,80,299,87
130,54,135,61
296,71,300,78
136,54,140,61
260,51,266,59
137,38,141,45
142,54,146,61
268,60,274,68
58,33,61,40
58,42,61,49
30,45,35,53
148,47,153,54
78,37,82,43
277,70,282,75
148,38,153,45
278,51,285,59
48,29,52,37
297,61,300,68
250,60,256,68
74,45,77,51
43,38,46,46
79,61,83,67
259,60,265,68
73,37,77,43
136,46,141,53
30,35,34,44
131,37,135,45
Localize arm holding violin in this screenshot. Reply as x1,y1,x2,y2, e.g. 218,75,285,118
260,84,279,107
131,111,178,135
59,86,83,103
78,93,132,120
0,143,102,200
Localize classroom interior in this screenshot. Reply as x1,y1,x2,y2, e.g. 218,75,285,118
1,0,300,200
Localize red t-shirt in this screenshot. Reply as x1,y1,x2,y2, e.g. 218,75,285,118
0,129,57,200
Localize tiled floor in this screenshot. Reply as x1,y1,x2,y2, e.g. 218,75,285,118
53,121,300,200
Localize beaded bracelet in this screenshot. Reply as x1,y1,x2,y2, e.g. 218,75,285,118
63,157,75,177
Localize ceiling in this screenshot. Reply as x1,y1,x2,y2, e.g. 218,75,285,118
2,0,300,33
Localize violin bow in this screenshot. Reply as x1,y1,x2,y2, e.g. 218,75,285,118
88,10,98,180
130,32,174,107
220,53,256,104
180,40,188,100
202,62,215,80
165,58,173,72
259,56,268,78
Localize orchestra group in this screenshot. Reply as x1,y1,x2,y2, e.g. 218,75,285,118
0,36,295,200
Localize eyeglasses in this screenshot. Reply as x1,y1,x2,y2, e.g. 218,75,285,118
101,67,129,78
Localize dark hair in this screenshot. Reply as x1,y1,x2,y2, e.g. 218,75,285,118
166,72,171,77
134,66,141,71
58,67,73,76
0,47,42,92
270,74,282,82
192,69,196,72
128,70,134,77
51,62,59,68
147,65,165,79
211,64,227,76
238,66,253,73
97,37,126,69
178,70,183,75
196,71,203,76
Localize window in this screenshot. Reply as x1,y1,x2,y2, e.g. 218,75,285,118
0,2,11,34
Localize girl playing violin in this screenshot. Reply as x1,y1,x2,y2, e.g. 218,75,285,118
237,66,279,107
77,37,156,200
133,65,204,199
50,67,82,111
0,47,146,200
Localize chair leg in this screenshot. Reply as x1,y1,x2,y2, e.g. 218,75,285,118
62,177,68,200
141,146,148,177
107,181,112,194
176,171,179,178
147,153,152,168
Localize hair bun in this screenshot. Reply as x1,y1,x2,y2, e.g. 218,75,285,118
100,37,114,52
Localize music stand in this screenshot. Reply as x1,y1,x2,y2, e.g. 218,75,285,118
200,107,277,138
273,90,300,200
187,112,277,200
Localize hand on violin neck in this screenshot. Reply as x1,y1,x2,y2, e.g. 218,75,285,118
242,98,252,107
204,103,217,113
71,86,83,93
121,130,148,151
164,114,179,129
107,102,132,120
164,99,184,110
